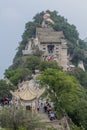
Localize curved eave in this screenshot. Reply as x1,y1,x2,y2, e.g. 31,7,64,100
20,97,36,101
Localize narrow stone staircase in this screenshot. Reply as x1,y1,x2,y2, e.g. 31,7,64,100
37,111,70,130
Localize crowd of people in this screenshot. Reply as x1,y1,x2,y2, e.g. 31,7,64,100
43,101,57,121
30,100,57,121
0,97,13,107
0,97,57,121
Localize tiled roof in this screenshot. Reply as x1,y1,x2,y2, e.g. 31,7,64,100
36,27,65,43
39,36,61,43
10,83,45,101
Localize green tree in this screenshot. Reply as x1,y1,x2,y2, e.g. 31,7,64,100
39,61,62,71
0,108,44,130
72,47,85,65
0,79,14,98
11,57,23,69
5,68,32,85
38,69,87,129
68,68,87,89
24,55,41,72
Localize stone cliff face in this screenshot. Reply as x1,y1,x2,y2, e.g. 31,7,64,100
78,60,85,71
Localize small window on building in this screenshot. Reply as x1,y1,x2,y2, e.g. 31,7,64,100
43,48,46,51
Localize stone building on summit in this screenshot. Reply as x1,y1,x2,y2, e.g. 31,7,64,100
22,12,68,70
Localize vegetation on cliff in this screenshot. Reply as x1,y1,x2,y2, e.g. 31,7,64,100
38,69,87,129
1,10,87,129
13,10,87,66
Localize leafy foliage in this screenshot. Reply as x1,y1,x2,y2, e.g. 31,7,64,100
0,79,14,98
50,11,79,41
39,61,62,71
38,69,87,129
68,68,87,89
72,47,85,65
0,108,44,130
70,124,84,130
4,68,32,85
24,55,41,72
11,57,23,69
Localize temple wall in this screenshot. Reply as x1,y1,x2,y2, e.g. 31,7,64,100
22,27,68,71
60,48,67,70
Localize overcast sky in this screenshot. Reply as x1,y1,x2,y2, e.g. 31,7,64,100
0,0,87,79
